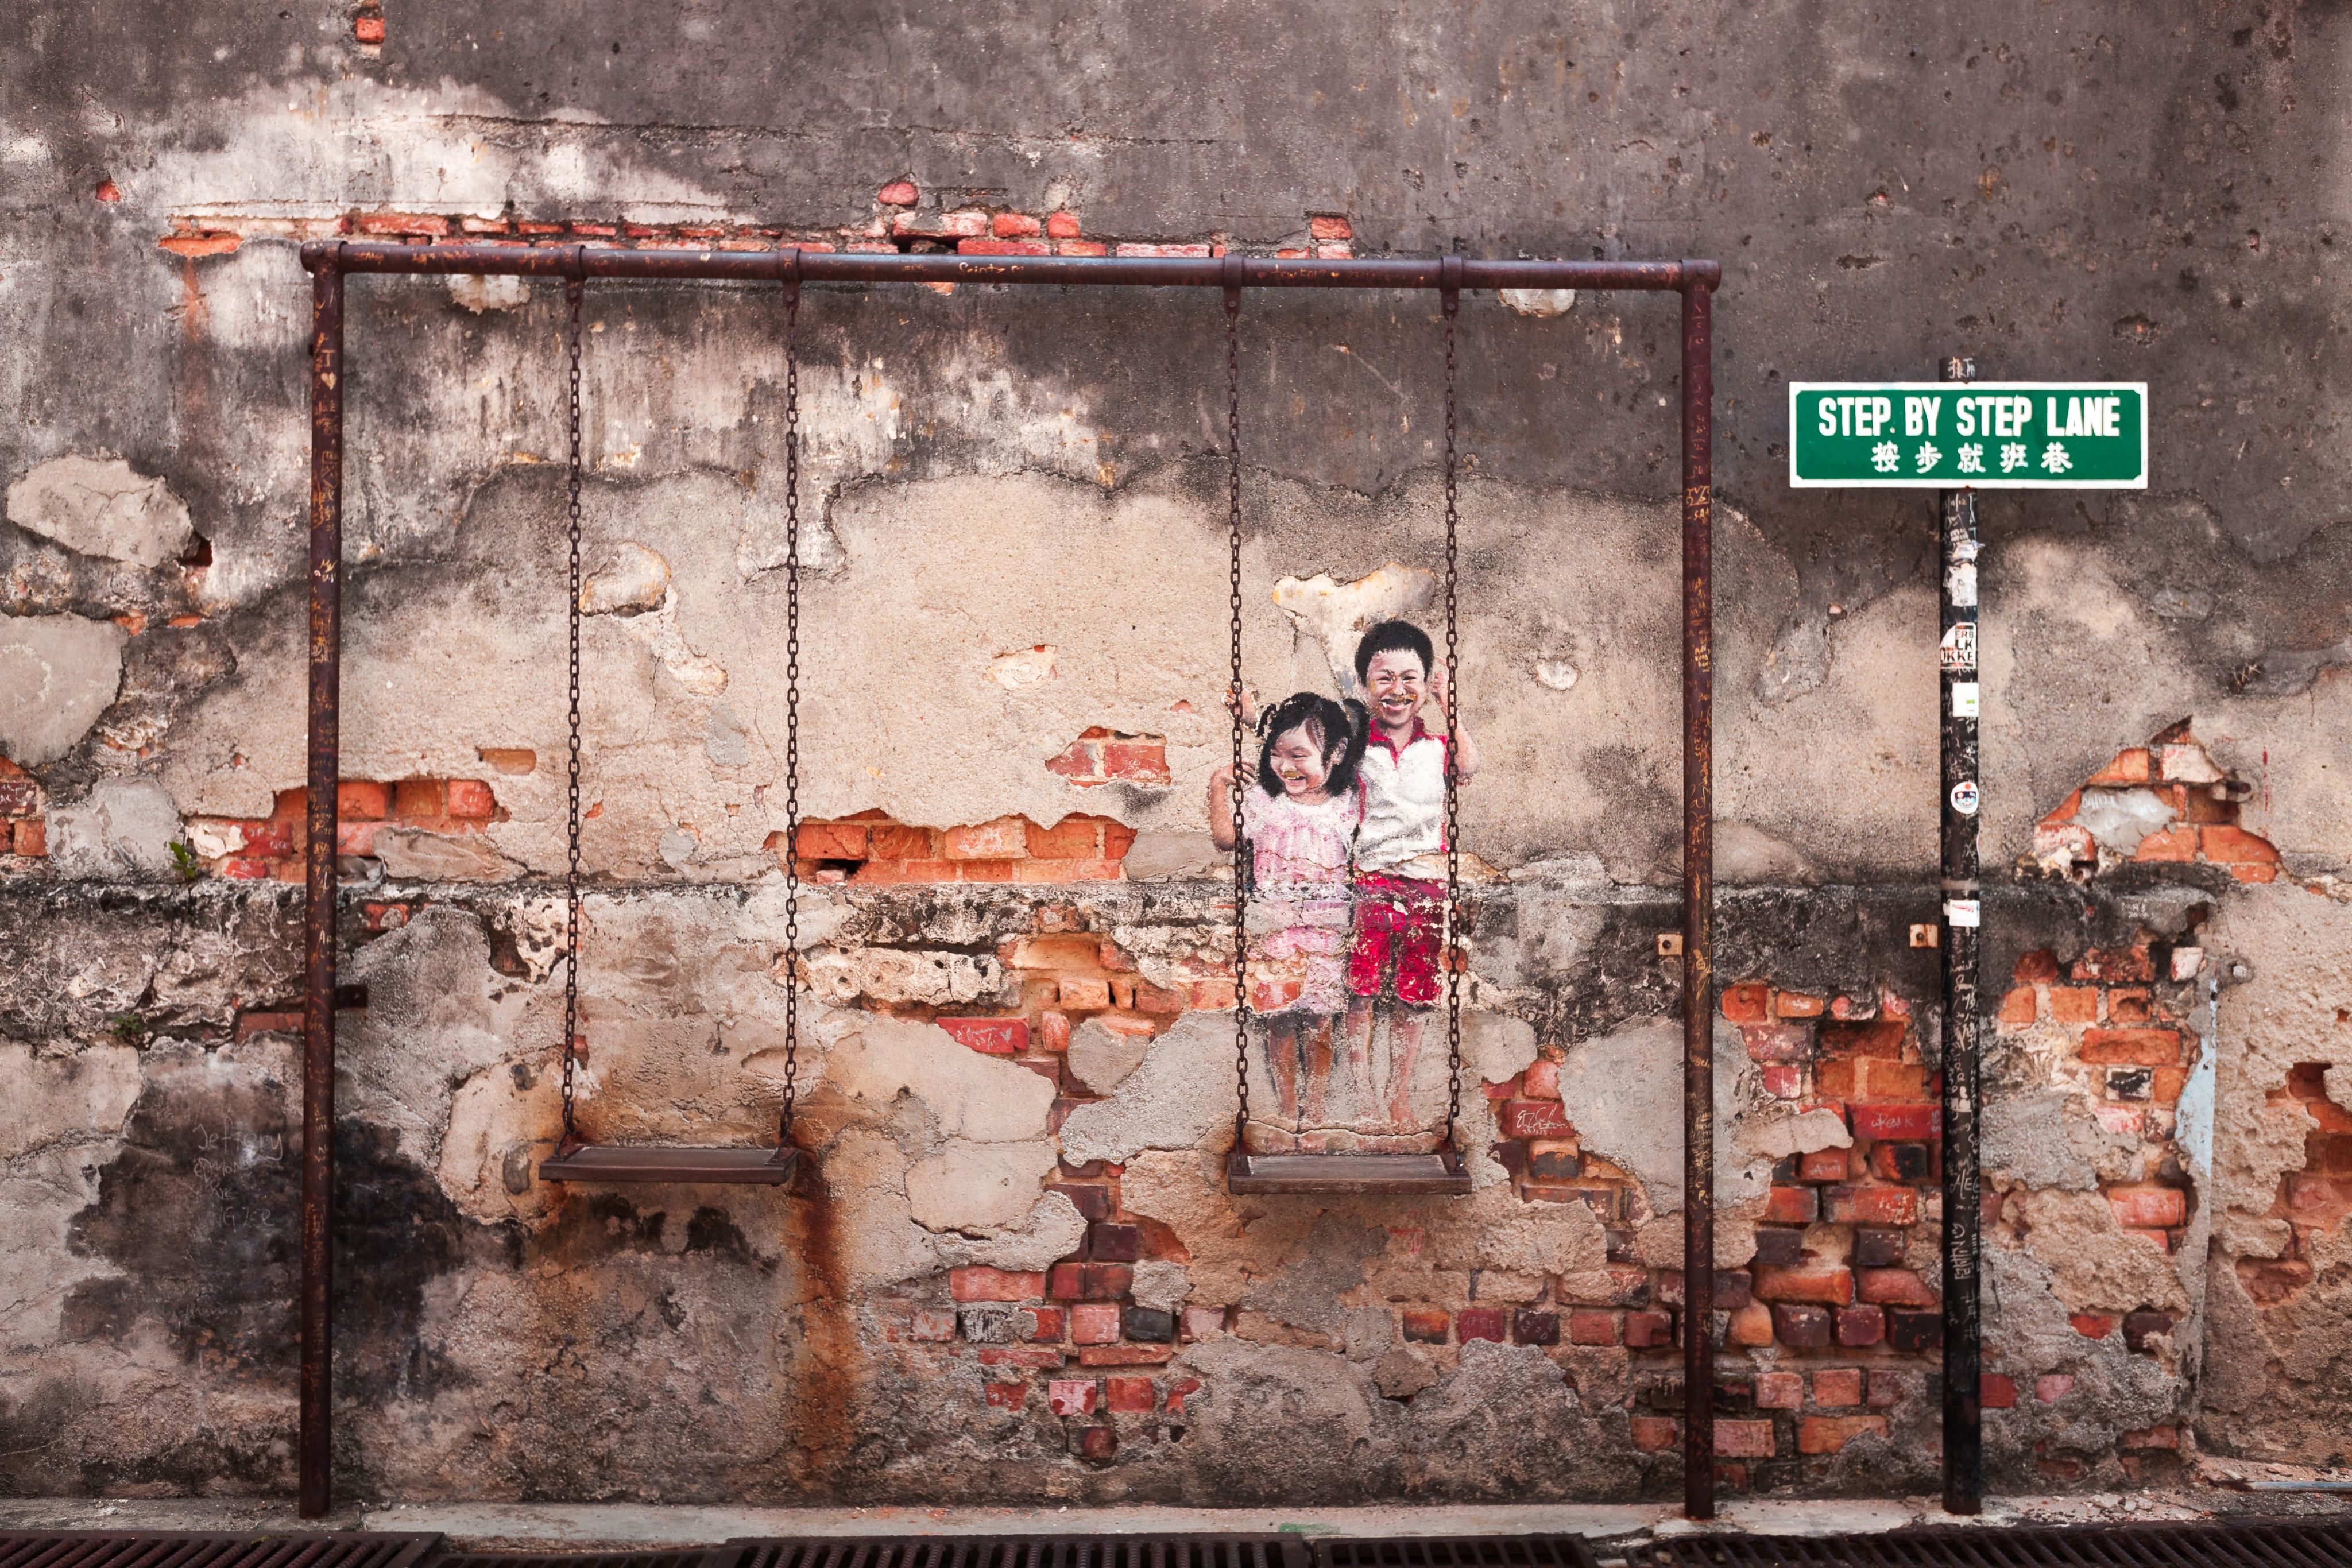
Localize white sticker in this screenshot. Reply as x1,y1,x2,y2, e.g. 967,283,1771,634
1949,780,1980,815
1940,621,1978,671
1944,898,1981,928
1950,536,1980,563
1952,681,1980,718
1945,562,1978,607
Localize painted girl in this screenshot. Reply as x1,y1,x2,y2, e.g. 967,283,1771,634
1206,692,1368,1136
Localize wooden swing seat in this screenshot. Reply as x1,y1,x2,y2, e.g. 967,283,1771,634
539,1144,800,1186
1225,1148,1471,1195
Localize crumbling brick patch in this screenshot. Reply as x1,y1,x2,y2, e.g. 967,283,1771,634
0,756,46,859
184,777,502,882
2236,1063,2352,1307
2028,721,2278,882
1045,729,1173,788
777,810,1137,885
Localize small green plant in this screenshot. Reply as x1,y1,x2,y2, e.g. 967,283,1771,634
109,1013,149,1046
168,841,204,883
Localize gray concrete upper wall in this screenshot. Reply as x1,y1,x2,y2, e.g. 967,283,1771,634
2,0,2349,881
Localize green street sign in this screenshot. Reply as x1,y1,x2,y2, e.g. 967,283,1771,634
1789,382,2147,489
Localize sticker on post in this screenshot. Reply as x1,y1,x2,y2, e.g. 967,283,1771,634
1944,897,1981,928
1945,562,1978,607
1952,680,1980,718
1949,536,1980,563
1940,621,1978,671
1949,780,1980,816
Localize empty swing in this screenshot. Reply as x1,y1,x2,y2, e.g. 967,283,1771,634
1224,262,1474,1198
537,268,806,1186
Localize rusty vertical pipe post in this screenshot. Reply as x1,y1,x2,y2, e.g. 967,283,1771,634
1679,269,1717,1520
1938,354,1984,1515
298,253,345,1520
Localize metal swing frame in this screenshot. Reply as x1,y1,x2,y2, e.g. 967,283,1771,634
293,239,1720,1519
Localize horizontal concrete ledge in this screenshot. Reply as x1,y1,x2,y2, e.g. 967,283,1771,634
0,1495,2260,1552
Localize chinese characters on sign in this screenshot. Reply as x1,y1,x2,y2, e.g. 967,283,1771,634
1789,384,2148,488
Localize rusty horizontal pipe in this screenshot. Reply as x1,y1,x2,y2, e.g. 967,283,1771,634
300,239,1719,293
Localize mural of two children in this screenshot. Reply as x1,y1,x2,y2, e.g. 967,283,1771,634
1206,619,1480,1153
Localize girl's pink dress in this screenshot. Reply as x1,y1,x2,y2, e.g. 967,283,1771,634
1239,785,1361,1015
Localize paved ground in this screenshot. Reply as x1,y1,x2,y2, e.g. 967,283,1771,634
3,1465,2345,1563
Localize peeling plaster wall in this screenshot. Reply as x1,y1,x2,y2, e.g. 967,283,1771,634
4,0,2351,1508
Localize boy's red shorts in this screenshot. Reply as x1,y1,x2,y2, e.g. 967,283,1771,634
1346,872,1444,1007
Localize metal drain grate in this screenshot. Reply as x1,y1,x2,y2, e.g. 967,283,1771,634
1317,1539,1601,1568
1625,1517,2352,1566
737,1542,1295,1568
435,1555,737,1568
0,1534,439,1568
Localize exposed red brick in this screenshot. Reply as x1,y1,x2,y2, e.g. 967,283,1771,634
1856,1268,1938,1309
877,180,918,206
2015,950,2062,984
353,14,385,44
960,237,1051,255
1762,1186,1820,1225
1722,982,1771,1023
1715,1419,1775,1458
1104,1375,1155,1412
1022,1306,1066,1341
1982,1373,2018,1409
445,779,496,819
2201,824,2279,864
1567,1310,1619,1345
337,780,391,819
1825,1184,1920,1226
1812,1368,1864,1407
1071,1303,1121,1345
1745,1024,1813,1064
1623,1310,1673,1348
2036,1373,2076,1403
2048,986,2098,1023
796,822,869,860
1046,1379,1097,1416
1850,1103,1940,1141
2134,826,2199,862
937,1017,1030,1056
2108,1184,2187,1229
1166,1376,1201,1415
1772,1304,1833,1348
2069,1312,2114,1339
1762,1064,1806,1099
234,1011,303,1042
2120,1423,2179,1449
1400,1307,1450,1343
1631,1415,1678,1452
1058,239,1108,257
1754,1265,1854,1307
951,1267,1046,1302
1835,1305,1884,1346
392,779,443,820
1521,1059,1560,1099
1798,1415,1889,1454
1454,1307,1507,1343
942,816,1027,859
1499,1098,1572,1139
1797,1148,1848,1183
1079,1344,1171,1366
2086,747,2152,786
1777,991,1825,1018
1756,1371,1804,1410
2079,1028,2181,1066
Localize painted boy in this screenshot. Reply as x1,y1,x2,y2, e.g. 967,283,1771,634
1342,618,1480,1128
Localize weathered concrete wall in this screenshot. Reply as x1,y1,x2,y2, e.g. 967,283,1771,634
3,0,2349,1507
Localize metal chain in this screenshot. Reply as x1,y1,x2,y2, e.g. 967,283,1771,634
1441,281,1464,1152
559,272,585,1148
1225,281,1250,1147
777,277,803,1150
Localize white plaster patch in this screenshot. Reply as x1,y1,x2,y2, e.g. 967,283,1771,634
822,1015,1054,1143
6,456,194,568
988,645,1058,690
2074,787,2177,857
580,540,672,614
46,779,181,879
1533,657,1580,691
1555,1016,1757,1216
374,827,520,882
0,613,127,765
1499,288,1577,318
907,1139,1060,1232
1057,1012,1237,1166
1273,563,1437,694
1066,1017,1149,1094
447,274,530,314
